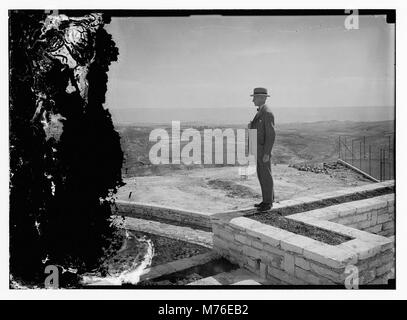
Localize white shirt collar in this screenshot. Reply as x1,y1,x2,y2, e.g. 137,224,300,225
257,104,266,112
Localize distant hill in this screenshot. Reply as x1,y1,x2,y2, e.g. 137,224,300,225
110,106,394,125
116,120,395,177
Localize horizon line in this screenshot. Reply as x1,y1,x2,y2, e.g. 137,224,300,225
110,105,394,110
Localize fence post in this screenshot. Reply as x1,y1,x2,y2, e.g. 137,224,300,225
344,137,347,161
384,149,386,180
363,136,366,159
369,145,371,175
388,135,391,179
359,140,362,170
338,136,341,159
351,139,354,165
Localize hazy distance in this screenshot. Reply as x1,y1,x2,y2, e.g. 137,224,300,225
110,106,394,125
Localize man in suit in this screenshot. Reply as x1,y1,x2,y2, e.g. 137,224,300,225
249,87,276,212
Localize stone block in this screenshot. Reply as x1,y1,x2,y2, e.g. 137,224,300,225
267,265,307,285
309,262,344,283
382,221,394,231
294,267,322,285
260,251,284,269
280,234,321,255
213,235,229,250
287,212,317,223
337,239,381,260
356,220,372,230
242,245,262,259
230,216,263,231
260,262,268,279
264,244,285,256
246,229,263,241
295,256,311,271
247,258,260,270
368,273,391,285
252,240,264,250
370,211,378,225
217,230,235,242
353,213,369,223
309,208,342,220
235,234,251,245
364,225,382,234
334,217,352,225
334,203,357,215
309,219,389,246
359,269,376,284
249,224,294,247
376,262,393,276
303,243,358,268
377,214,392,224
354,198,381,212
377,250,394,264
377,208,388,215
283,253,295,275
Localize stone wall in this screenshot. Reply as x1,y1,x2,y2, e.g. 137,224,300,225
211,181,395,286
327,195,394,237
115,200,212,231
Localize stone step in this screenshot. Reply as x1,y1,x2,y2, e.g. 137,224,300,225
187,268,272,285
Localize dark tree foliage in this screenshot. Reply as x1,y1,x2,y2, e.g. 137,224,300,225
9,10,124,286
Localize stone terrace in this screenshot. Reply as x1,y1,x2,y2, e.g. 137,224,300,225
115,180,395,286
211,180,395,285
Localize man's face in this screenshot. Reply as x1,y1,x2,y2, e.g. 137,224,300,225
252,95,267,107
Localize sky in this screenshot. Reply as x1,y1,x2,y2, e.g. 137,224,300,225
105,14,395,109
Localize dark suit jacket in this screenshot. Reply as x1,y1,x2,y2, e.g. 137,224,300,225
249,104,276,156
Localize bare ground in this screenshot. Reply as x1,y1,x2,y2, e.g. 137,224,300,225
116,163,372,214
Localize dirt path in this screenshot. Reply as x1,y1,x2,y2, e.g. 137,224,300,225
116,164,372,213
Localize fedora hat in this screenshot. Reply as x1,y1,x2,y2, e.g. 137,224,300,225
250,87,270,97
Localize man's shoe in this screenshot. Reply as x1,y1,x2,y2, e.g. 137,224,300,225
254,202,263,208
257,203,272,212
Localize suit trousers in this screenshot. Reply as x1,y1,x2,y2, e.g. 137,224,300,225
256,157,274,204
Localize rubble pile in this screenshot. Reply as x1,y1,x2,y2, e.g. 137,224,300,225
289,162,343,174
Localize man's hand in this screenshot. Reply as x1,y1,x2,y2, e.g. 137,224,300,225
262,154,270,163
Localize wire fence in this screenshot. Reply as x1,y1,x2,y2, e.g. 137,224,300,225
338,133,394,181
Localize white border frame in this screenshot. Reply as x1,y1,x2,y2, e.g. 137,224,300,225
1,0,405,300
